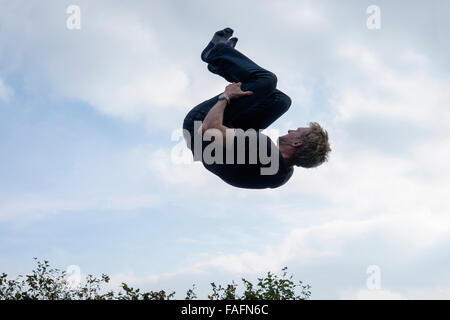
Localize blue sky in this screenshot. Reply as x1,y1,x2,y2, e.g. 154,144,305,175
1,0,450,299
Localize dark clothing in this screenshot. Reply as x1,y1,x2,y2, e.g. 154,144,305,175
202,130,294,189
183,43,293,189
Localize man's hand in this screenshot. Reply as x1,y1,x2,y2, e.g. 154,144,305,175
200,82,252,148
224,82,253,100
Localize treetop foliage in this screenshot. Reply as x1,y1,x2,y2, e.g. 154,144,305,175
0,259,311,300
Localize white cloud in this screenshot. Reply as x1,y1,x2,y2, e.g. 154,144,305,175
96,207,450,298
148,148,211,188
335,45,450,125
0,77,13,102
404,286,450,300
262,1,324,27
107,270,179,291
339,288,407,300
0,1,225,129
0,194,161,221
178,210,450,276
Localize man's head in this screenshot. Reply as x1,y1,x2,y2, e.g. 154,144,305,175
278,122,331,168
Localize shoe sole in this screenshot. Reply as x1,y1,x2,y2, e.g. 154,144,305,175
201,28,234,62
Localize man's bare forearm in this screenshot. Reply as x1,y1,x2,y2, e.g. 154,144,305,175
202,82,253,133
202,98,228,131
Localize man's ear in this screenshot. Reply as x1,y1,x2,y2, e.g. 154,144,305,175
292,140,302,148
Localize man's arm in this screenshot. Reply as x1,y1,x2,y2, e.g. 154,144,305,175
201,98,229,137
201,82,253,146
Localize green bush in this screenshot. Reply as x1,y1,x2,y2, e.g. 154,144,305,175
0,258,311,300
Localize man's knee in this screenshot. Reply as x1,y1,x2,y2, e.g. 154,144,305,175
254,71,277,95
280,92,291,112
274,91,291,114
267,72,278,92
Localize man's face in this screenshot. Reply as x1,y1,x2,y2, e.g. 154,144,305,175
278,127,310,147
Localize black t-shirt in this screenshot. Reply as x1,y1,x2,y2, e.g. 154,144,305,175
201,130,294,189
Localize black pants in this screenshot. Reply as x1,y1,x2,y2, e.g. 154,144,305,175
183,42,291,153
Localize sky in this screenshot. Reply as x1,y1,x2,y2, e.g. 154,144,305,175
1,0,450,299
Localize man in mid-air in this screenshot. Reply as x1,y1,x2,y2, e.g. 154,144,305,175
183,28,331,189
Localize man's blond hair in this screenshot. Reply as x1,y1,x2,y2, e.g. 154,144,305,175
291,122,331,168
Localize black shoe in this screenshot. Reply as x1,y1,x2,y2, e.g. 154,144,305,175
201,27,234,62
206,37,238,74
226,37,238,48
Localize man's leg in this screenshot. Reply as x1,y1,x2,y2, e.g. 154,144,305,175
224,89,292,131
183,88,291,135
204,43,278,121
183,39,285,153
